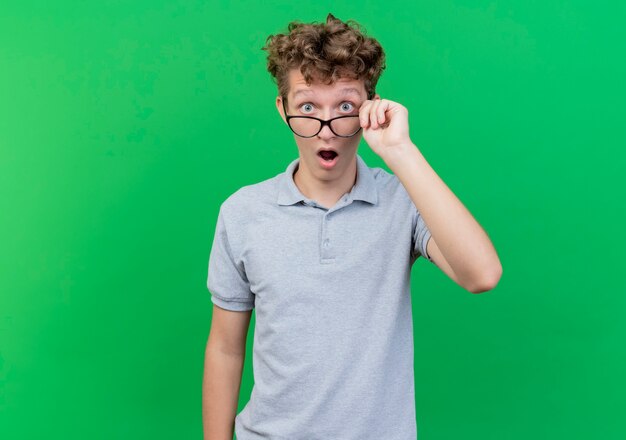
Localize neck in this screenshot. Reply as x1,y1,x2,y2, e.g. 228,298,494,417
293,155,358,208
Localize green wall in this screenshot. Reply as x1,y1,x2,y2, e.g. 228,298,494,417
1,1,624,438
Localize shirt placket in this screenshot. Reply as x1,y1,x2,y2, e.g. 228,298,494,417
301,194,352,265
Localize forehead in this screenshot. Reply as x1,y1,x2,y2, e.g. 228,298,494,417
287,68,366,100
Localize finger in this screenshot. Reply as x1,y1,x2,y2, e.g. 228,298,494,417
360,100,373,128
370,100,381,129
376,99,387,126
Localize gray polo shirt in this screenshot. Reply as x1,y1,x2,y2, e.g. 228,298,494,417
207,153,433,440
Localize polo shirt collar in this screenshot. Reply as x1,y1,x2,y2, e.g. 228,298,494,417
277,153,378,206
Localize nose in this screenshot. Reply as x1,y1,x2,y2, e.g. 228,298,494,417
317,121,336,139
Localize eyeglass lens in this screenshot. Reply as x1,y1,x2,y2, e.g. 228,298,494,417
289,116,361,137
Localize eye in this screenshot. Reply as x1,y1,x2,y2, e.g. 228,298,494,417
299,103,314,113
340,102,355,112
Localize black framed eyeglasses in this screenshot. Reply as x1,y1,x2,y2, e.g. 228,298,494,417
282,97,363,138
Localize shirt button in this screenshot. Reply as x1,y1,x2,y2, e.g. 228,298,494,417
324,239,330,247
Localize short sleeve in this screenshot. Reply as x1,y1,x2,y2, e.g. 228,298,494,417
207,207,255,311
411,205,434,263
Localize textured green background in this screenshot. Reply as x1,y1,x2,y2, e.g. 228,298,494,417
1,1,625,439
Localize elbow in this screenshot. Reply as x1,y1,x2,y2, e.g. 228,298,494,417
467,262,503,294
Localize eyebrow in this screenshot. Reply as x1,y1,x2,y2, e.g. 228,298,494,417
292,87,362,101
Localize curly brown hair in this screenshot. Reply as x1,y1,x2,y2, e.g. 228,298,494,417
261,13,386,103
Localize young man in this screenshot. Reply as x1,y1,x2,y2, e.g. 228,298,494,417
203,13,502,440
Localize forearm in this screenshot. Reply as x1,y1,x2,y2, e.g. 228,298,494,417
202,343,246,440
384,143,502,289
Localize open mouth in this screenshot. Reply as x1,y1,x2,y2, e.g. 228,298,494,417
318,150,338,162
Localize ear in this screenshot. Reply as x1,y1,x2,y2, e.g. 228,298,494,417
373,93,381,100
276,96,287,124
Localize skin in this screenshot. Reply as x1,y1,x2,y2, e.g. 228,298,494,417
276,68,380,209
276,67,502,292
